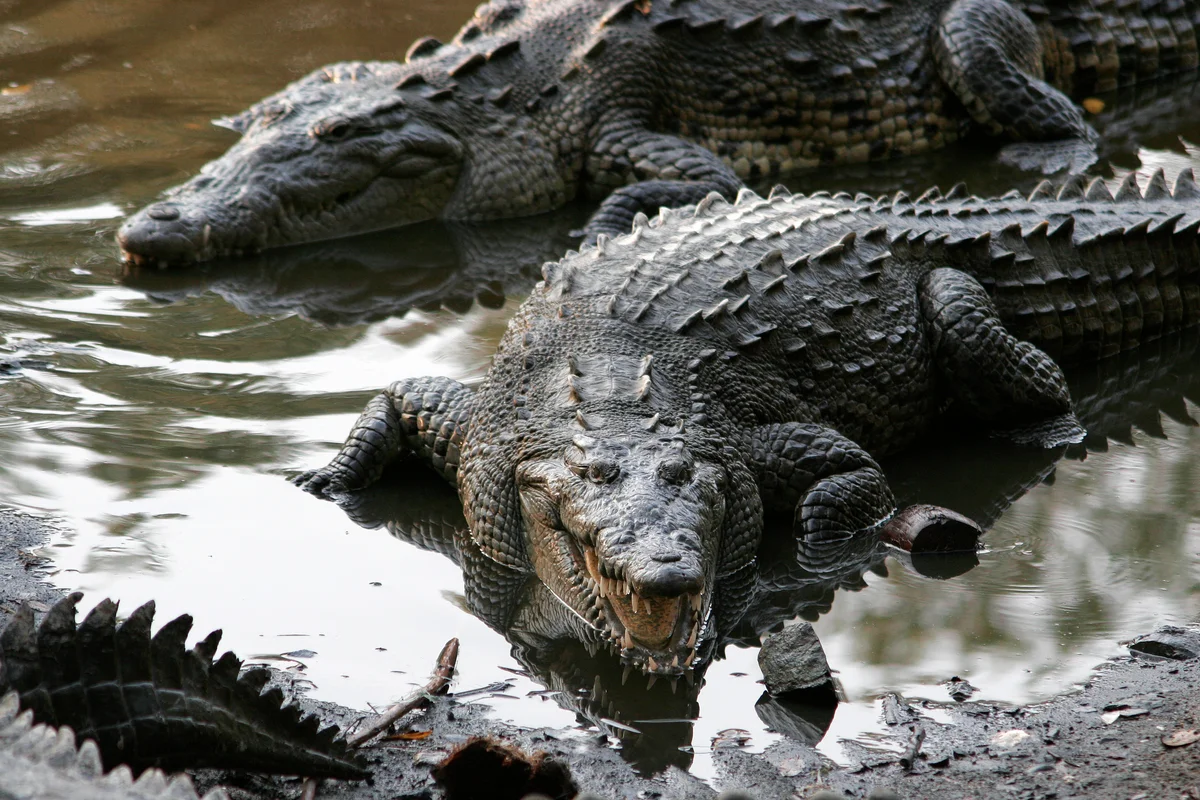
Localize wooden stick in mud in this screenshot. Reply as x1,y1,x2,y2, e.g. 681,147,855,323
300,637,460,800
348,637,460,747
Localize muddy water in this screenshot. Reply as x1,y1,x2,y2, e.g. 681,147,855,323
0,0,1198,781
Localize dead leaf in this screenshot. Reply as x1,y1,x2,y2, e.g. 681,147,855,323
2,84,30,96
1102,708,1149,725
1082,98,1105,114
386,730,432,741
1163,729,1200,748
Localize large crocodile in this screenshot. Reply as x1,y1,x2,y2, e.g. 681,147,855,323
118,0,1200,264
330,323,1200,768
293,168,1200,677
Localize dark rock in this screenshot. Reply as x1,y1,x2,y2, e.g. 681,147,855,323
432,737,577,800
945,676,978,701
867,789,902,800
758,623,832,696
1128,626,1200,661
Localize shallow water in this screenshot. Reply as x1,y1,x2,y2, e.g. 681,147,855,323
0,0,1198,781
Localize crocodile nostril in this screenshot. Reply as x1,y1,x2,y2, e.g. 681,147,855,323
651,552,682,563
147,205,181,222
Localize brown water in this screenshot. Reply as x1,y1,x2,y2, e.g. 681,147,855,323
0,0,1198,781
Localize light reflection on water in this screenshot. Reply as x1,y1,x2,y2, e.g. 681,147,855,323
0,0,1196,780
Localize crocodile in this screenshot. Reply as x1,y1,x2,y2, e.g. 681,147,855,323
0,593,367,799
117,0,1200,264
292,168,1200,678
0,690,230,800
330,324,1200,766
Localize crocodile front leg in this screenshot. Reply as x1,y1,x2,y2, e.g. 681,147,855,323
921,267,1084,446
747,422,896,542
934,0,1097,173
581,125,744,241
293,375,473,495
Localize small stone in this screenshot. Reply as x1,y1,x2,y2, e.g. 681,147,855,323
717,792,759,800
867,789,902,800
807,792,849,800
759,622,832,695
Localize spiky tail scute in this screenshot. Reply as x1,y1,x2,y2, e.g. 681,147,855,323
0,593,367,780
1,690,230,800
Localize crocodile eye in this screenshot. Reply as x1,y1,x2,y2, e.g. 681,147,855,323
568,457,619,484
657,458,693,485
312,119,355,141
588,459,620,484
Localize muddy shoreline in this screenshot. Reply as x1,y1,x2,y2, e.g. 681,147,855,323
3,507,1197,799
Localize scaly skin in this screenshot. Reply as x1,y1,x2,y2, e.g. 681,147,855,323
0,594,367,781
0,691,231,800
295,169,1200,677
118,0,1200,263
330,324,1200,764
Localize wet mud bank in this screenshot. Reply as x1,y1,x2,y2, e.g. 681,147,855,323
3,508,1197,800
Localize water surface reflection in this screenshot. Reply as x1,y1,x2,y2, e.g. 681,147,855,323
0,0,1195,781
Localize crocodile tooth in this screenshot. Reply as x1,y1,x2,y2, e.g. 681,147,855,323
594,675,603,697
647,656,659,672
632,211,650,230
685,649,696,667
642,597,652,614
768,184,792,200
672,654,679,668
688,624,698,648
690,592,702,611
623,630,634,649
1115,172,1141,201
670,677,678,694
621,580,630,595
622,665,632,685
631,593,640,614
647,674,657,690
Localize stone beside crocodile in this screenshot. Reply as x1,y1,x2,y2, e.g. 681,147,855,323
118,0,1200,264
293,168,1200,679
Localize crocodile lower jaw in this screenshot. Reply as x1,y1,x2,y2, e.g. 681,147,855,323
581,544,701,675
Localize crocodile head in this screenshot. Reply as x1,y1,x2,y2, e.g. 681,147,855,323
118,66,465,265
516,432,725,676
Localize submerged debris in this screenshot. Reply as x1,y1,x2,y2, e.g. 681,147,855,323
1127,626,1200,660
881,504,983,553
432,737,577,800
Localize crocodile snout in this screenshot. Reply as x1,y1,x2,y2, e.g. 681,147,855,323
118,203,212,265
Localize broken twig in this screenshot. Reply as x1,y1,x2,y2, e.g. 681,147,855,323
301,638,460,799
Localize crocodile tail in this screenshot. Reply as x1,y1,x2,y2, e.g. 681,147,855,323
0,593,367,780
1,690,232,800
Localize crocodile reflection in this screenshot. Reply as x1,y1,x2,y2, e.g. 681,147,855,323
120,206,585,326
322,329,1200,773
